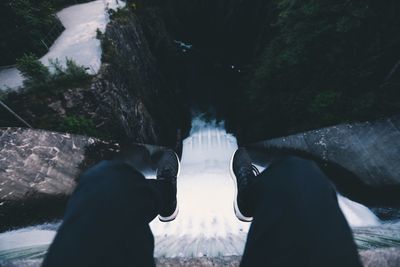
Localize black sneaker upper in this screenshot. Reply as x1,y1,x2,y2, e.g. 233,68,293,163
232,148,257,218
157,149,179,180
156,149,179,221
232,148,256,189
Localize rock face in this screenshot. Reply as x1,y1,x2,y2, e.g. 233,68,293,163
93,8,190,147
249,116,400,186
0,128,91,199
0,128,95,232
0,86,107,134
0,127,171,232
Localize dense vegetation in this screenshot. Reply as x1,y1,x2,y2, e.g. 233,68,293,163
2,0,400,143
160,0,400,142
17,53,91,91
0,0,105,137
239,0,400,141
0,0,90,65
0,55,99,137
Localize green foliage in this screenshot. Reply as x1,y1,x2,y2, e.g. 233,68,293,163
0,90,10,101
96,28,103,40
17,54,50,85
307,91,341,124
309,91,339,114
58,116,99,137
131,3,138,10
49,58,91,87
109,6,133,23
236,0,400,140
16,55,91,93
0,0,91,65
0,0,57,65
52,0,92,9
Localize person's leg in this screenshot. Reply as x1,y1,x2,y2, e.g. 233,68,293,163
42,160,163,267
231,150,362,267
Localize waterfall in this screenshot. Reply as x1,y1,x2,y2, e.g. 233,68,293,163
149,117,383,257
0,117,396,265
338,195,381,227
149,118,249,257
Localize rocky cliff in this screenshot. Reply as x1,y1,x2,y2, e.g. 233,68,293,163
0,128,93,231
248,116,400,207
1,4,190,148
93,6,190,147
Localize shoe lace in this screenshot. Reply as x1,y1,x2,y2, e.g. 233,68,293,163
238,164,260,189
252,165,260,176
238,164,260,178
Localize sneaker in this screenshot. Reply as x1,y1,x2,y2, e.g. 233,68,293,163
156,149,180,222
229,148,260,222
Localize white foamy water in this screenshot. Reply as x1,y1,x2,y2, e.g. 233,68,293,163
0,118,390,263
0,229,55,252
338,195,381,227
149,118,249,257
0,223,59,264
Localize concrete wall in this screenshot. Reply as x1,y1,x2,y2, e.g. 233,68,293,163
249,116,400,187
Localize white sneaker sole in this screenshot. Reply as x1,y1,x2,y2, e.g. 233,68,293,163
229,150,253,222
158,151,181,222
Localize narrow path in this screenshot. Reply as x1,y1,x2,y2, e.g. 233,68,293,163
0,0,125,91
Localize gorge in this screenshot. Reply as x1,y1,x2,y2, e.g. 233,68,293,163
1,0,400,266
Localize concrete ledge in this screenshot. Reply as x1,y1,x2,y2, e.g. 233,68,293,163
250,116,400,187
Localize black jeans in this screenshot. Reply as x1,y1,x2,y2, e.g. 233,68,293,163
42,157,362,267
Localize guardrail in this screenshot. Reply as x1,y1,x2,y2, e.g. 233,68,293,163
0,100,33,128
40,17,65,51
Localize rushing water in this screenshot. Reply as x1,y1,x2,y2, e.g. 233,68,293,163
150,118,248,257
0,118,399,266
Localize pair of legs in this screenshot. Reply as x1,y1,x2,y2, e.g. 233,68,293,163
42,150,362,267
